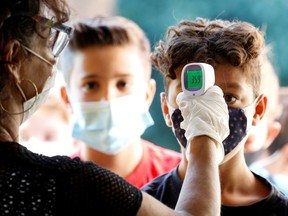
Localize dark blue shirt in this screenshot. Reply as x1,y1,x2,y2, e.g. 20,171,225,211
142,166,288,215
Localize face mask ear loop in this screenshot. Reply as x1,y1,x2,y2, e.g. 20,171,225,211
162,92,177,114
241,95,261,134
22,45,53,67
166,99,176,115
242,95,261,112
0,79,38,115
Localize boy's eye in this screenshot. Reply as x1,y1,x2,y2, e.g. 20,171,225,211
117,80,132,90
82,82,99,91
223,94,237,104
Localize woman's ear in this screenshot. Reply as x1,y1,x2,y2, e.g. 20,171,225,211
160,92,173,127
3,40,23,83
252,94,267,126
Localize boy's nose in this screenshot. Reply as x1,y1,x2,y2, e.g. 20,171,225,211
102,88,117,101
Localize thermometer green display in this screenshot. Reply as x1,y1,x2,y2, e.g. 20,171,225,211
181,63,215,96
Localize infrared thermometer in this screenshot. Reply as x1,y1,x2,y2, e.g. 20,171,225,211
181,63,215,96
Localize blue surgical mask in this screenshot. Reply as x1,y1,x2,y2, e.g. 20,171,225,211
71,94,154,155
168,99,256,156
268,174,288,196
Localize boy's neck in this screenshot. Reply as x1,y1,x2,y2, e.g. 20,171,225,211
219,151,270,206
177,149,271,206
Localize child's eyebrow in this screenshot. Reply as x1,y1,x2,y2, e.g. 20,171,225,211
79,74,100,79
79,74,135,80
222,82,244,91
115,74,135,79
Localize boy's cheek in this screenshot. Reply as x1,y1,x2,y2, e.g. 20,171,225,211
167,94,179,108
167,88,183,108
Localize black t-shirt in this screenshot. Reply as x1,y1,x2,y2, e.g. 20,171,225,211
0,142,142,216
142,166,288,216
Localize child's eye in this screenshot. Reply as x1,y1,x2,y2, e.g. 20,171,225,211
82,82,99,91
223,94,237,105
117,80,132,90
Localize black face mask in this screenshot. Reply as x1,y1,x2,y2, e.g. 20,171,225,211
170,107,248,155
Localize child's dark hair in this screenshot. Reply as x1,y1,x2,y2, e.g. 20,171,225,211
151,18,265,97
60,16,151,85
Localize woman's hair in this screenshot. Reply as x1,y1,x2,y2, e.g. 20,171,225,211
0,0,70,49
60,15,151,85
151,17,265,97
0,0,70,99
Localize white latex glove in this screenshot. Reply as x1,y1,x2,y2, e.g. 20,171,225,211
176,85,229,164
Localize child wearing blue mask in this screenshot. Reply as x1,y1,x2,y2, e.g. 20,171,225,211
250,87,288,196
244,54,282,166
59,16,181,188
142,18,288,215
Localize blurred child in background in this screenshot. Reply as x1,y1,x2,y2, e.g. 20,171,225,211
244,53,282,165
19,74,81,156
250,87,288,195
60,16,182,188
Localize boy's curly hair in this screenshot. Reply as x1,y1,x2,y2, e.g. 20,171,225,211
151,18,265,96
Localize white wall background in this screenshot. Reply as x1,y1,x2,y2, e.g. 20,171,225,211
67,0,116,20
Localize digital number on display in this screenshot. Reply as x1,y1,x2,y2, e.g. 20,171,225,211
182,63,215,97
187,70,203,89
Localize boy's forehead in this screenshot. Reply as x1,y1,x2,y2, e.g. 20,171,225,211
73,53,85,71
70,47,149,81
167,63,252,93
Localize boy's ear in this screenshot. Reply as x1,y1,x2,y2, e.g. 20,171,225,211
252,94,267,126
60,86,73,111
160,92,173,127
145,78,156,109
3,40,23,82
